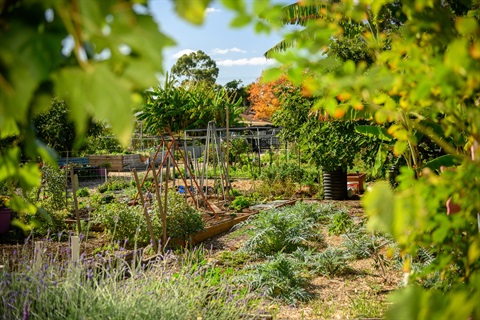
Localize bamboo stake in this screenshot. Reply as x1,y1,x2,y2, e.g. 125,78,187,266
132,168,158,253
150,163,166,249
225,103,231,200
164,154,170,246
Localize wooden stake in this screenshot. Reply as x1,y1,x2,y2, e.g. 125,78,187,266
69,165,81,234
71,236,80,262
133,169,158,253
34,241,43,271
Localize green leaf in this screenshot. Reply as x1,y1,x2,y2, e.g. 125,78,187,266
173,0,211,25
253,0,270,15
372,144,388,177
363,181,395,235
230,14,252,28
422,155,461,171
343,60,356,75
262,67,283,82
394,140,408,156
53,64,134,145
455,17,478,35
221,0,246,12
356,125,393,142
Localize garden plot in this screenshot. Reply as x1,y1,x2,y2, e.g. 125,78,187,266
1,200,402,319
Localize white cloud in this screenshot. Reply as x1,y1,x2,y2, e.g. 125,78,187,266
205,7,221,15
212,47,247,55
172,49,195,59
217,57,276,67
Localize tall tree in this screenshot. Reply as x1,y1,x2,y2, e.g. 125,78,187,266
171,50,219,85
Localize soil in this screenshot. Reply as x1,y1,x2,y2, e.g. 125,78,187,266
0,174,401,319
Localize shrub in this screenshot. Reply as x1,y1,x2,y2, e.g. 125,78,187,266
14,209,68,236
260,162,303,184
256,178,297,199
94,190,205,246
164,191,205,242
100,194,116,204
0,249,260,319
93,202,162,246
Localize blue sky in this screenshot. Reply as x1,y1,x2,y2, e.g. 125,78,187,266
149,0,292,85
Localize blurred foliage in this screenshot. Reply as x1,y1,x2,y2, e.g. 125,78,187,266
0,0,174,219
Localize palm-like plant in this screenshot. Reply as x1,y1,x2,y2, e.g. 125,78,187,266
265,0,404,61
264,1,324,58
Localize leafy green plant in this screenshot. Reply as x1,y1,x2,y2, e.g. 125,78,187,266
290,246,351,277
313,248,351,277
328,210,354,236
238,253,310,304
260,162,303,184
239,203,316,256
230,196,251,212
100,194,116,204
242,210,312,256
256,178,297,199
0,195,9,208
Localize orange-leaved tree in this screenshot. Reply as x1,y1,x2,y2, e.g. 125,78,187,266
248,74,292,120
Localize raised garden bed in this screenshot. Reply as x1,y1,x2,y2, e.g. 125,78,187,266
88,154,145,172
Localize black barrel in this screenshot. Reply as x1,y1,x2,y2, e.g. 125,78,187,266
323,170,347,200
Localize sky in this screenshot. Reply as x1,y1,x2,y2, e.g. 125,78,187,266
148,0,293,86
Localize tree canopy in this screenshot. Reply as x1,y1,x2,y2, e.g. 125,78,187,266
248,74,291,120
171,50,219,85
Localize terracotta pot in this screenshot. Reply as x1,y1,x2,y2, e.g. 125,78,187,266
0,207,12,234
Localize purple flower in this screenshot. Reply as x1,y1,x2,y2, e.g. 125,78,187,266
23,301,29,320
